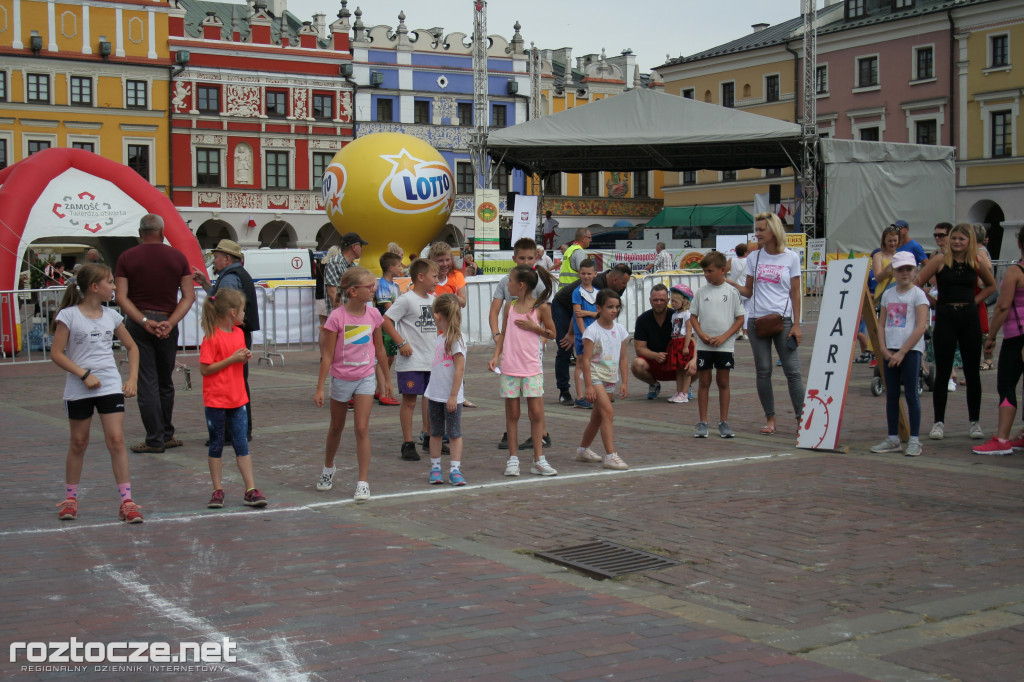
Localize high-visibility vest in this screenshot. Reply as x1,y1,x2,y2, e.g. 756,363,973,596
559,243,583,285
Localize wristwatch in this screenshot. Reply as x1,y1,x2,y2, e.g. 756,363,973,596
140,316,149,325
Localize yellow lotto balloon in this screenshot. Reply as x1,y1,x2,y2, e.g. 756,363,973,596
322,133,454,273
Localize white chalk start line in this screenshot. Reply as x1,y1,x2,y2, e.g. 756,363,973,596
2,453,794,537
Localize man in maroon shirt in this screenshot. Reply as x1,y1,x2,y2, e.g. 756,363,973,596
115,214,196,453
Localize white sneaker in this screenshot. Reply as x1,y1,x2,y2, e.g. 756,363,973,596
575,447,602,463
316,468,335,491
530,459,558,476
969,421,984,439
667,392,688,404
602,453,629,470
353,481,370,502
929,422,945,440
904,440,923,457
948,378,957,391
504,458,520,476
870,437,902,453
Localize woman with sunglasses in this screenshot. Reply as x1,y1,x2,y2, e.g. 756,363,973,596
857,227,902,364
915,223,996,441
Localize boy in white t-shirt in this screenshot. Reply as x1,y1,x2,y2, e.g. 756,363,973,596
381,258,439,462
690,251,746,439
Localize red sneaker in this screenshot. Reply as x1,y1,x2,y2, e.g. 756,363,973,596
1009,434,1024,451
57,498,78,520
377,394,400,406
207,489,225,508
243,489,268,507
118,499,144,523
972,436,1014,456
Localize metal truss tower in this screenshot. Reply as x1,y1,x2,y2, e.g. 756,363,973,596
470,0,490,189
801,0,818,236
530,42,541,120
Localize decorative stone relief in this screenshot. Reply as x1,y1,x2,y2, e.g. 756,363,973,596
434,96,455,120
355,122,470,151
226,192,262,210
292,193,317,211
61,11,77,39
309,139,337,150
197,192,222,206
234,143,253,185
263,137,294,148
194,134,226,145
338,91,352,122
172,81,190,112
225,84,260,117
292,89,308,119
267,194,290,209
128,17,144,44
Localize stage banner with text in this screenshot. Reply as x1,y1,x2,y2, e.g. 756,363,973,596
474,189,500,250
510,194,538,245
797,257,869,451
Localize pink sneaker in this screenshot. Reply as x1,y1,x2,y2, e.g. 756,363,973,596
57,498,78,520
667,392,689,404
1008,434,1024,451
972,436,1014,456
118,499,144,523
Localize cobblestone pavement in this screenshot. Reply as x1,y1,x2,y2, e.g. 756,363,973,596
1,317,1021,681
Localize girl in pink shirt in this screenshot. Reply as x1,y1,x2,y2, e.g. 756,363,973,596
488,265,556,477
314,267,392,502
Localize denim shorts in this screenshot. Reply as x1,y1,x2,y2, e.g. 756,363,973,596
329,374,376,402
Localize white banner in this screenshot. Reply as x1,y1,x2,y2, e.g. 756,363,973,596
797,257,869,451
474,189,501,251
510,194,537,245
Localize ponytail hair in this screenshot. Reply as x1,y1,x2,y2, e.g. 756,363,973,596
432,293,462,356
52,264,111,332
510,264,553,308
201,288,246,338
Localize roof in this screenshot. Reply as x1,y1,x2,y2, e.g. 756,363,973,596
177,0,318,46
486,87,803,174
644,206,755,228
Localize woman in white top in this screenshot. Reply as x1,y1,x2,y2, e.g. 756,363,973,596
727,242,750,339
728,212,804,435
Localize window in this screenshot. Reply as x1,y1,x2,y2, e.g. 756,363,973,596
71,141,95,152
27,74,50,103
633,172,649,198
681,88,695,99
70,76,92,106
126,80,147,109
0,139,7,170
815,65,828,94
492,164,509,195
265,151,289,189
915,120,937,145
765,75,780,102
312,93,333,120
765,167,783,178
312,152,333,190
857,56,878,88
682,171,696,185
127,144,149,181
893,0,914,8
0,72,6,102
491,104,507,128
456,161,474,194
414,100,430,124
859,127,880,142
846,0,866,19
28,140,51,155
992,111,1012,158
722,170,737,182
376,98,393,122
195,148,221,187
457,102,473,126
990,34,1009,68
581,172,599,196
721,82,735,108
543,173,561,195
197,86,220,114
266,90,287,118
915,47,933,80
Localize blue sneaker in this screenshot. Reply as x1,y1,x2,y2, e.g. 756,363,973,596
449,469,466,486
574,398,593,409
428,467,444,485
646,382,661,400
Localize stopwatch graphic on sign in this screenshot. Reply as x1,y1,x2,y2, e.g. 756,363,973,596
800,389,834,449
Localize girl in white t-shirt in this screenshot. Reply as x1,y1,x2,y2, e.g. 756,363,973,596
424,294,468,485
50,264,142,523
872,253,930,456
314,267,392,502
577,289,631,471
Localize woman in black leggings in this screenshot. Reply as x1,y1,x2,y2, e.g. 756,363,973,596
915,223,996,440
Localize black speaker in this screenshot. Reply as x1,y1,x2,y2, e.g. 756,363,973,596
507,191,519,211
768,184,781,205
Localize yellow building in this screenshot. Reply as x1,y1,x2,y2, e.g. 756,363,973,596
0,0,171,191
525,47,665,237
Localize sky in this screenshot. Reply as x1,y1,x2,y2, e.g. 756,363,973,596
285,0,817,73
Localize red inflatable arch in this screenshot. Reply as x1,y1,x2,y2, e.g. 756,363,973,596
0,148,204,290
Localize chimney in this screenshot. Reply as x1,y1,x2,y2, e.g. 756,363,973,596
751,23,770,33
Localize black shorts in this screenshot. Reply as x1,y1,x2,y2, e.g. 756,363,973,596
65,393,126,420
696,350,735,371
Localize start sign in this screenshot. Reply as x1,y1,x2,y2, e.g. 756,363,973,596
797,257,869,450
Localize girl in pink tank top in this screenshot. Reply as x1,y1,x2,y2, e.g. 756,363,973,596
488,265,556,477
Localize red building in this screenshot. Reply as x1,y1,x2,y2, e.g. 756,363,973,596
169,0,354,250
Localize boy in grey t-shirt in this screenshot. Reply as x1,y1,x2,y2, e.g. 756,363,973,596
690,251,746,439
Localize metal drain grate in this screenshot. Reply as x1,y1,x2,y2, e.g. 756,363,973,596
535,540,679,580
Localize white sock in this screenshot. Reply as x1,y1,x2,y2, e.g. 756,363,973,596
507,455,519,463
322,466,335,475
450,461,461,472
888,435,899,441
577,447,589,455
357,480,368,486
605,452,617,459
908,436,920,443
430,457,441,469
537,456,548,464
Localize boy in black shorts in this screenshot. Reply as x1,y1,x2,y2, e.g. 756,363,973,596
690,251,746,438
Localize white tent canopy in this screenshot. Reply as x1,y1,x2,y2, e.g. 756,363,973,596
487,87,804,174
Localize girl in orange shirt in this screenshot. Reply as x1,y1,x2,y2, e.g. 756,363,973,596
200,289,267,509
